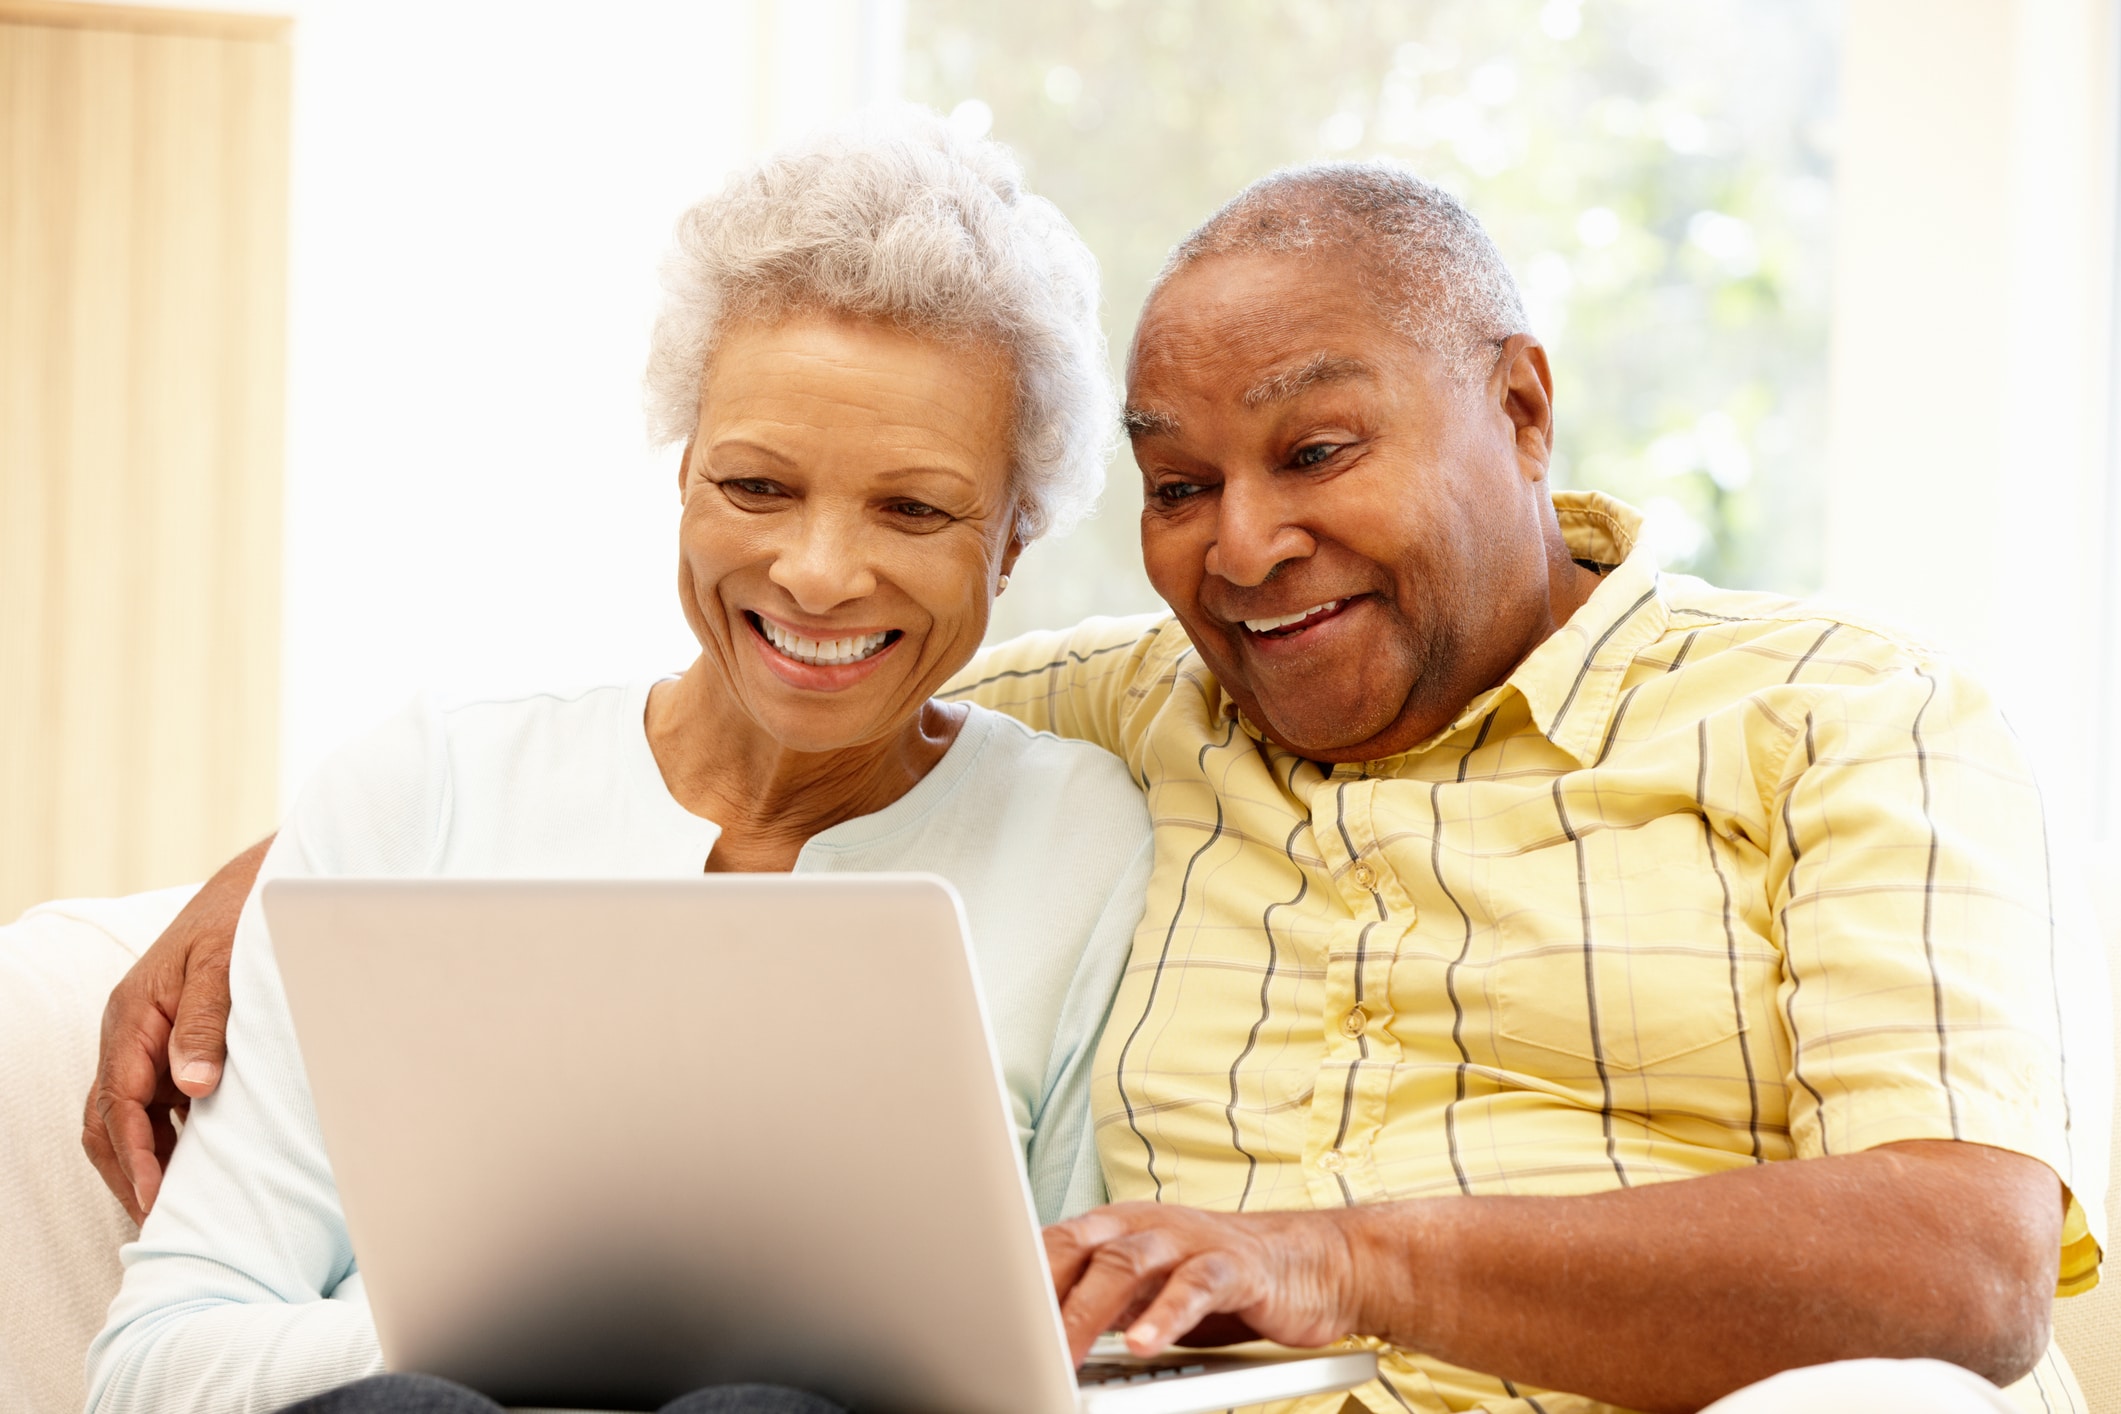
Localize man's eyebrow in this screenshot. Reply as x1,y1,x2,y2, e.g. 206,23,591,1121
1121,405,1181,437
1240,353,1377,408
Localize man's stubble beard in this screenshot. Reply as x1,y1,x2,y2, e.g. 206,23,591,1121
1250,599,1462,761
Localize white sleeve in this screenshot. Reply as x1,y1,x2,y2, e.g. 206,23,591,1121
86,699,450,1414
1024,833,1152,1225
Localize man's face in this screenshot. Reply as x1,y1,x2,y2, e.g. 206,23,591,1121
1127,250,1565,762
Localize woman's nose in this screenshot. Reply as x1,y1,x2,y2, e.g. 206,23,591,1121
766,511,880,612
1202,475,1316,587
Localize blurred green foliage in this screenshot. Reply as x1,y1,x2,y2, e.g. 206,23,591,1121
906,0,1841,637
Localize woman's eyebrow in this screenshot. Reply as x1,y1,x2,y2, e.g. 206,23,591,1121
706,436,797,465
872,464,979,489
708,434,983,489
1240,353,1378,408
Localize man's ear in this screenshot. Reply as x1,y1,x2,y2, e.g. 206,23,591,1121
1493,334,1554,484
676,437,697,497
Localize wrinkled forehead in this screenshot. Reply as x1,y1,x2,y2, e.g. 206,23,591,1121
1124,250,1432,427
1121,352,1381,439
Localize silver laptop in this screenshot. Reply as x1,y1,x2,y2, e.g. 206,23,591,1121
264,876,1377,1414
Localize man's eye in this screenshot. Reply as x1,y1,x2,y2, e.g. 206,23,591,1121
1154,481,1204,504
1293,443,1338,468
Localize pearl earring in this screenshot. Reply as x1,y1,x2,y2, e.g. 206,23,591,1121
996,574,1011,593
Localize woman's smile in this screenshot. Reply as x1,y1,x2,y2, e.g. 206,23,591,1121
745,609,905,688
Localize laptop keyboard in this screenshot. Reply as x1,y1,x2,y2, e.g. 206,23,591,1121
1078,1360,1211,1388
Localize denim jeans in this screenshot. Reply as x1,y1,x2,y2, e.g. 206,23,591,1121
278,1372,849,1414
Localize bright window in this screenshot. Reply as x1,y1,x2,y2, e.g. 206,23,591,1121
906,0,1845,641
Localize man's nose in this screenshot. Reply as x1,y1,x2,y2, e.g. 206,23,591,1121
1202,475,1315,588
767,509,880,611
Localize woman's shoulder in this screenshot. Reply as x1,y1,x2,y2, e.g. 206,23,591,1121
286,681,658,874
431,680,649,768
915,709,1152,1014
959,705,1146,808
302,682,647,790
944,705,1153,868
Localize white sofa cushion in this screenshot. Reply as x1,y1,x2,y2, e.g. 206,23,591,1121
0,887,195,1414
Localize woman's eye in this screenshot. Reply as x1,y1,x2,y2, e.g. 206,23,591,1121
1154,481,1204,505
890,501,944,519
1293,443,1338,468
724,477,784,498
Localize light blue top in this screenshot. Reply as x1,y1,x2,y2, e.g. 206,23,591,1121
87,683,1152,1414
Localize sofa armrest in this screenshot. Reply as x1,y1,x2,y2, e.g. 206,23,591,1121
0,884,199,1414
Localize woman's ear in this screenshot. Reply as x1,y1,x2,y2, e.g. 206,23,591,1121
676,438,697,498
999,520,1028,584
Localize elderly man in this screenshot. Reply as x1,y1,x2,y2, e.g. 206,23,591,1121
88,165,2099,1414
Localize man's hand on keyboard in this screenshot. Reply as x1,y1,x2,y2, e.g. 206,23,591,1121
1042,1202,1362,1368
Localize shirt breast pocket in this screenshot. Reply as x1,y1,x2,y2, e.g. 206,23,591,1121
1481,856,1752,1075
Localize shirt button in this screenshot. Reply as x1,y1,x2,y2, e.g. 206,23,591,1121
1351,861,1376,891
1341,1006,1368,1038
1318,1149,1347,1174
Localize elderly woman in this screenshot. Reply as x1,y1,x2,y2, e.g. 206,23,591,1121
84,112,1150,1414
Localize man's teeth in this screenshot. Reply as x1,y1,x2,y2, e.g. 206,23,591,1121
760,620,892,666
1242,599,1345,634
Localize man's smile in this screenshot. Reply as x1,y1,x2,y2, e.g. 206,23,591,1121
1239,597,1353,637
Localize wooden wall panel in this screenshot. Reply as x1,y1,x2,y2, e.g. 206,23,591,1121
0,5,289,921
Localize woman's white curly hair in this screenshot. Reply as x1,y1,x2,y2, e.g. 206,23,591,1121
645,106,1113,541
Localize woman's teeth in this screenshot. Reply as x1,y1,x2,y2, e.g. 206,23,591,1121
759,620,892,666
1243,599,1345,634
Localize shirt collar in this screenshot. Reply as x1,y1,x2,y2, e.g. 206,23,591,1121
1509,491,1667,766
1216,491,1666,770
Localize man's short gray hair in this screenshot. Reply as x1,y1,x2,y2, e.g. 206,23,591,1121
645,108,1113,541
1154,162,1528,384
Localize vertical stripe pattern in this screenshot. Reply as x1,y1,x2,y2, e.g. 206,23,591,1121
951,490,2098,1414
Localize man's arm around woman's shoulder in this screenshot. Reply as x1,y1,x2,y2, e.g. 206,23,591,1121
943,613,1175,753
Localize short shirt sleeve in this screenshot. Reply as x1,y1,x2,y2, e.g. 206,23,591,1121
943,614,1173,753
1768,659,2106,1293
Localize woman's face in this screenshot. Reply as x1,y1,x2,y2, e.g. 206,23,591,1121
677,315,1023,754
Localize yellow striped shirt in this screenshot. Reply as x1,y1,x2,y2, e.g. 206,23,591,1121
948,492,2103,1414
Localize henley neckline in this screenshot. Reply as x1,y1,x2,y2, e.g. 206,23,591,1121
623,679,1003,872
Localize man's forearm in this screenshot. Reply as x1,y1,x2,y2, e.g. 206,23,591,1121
1341,1141,2060,1412
941,615,1161,752
200,835,272,927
